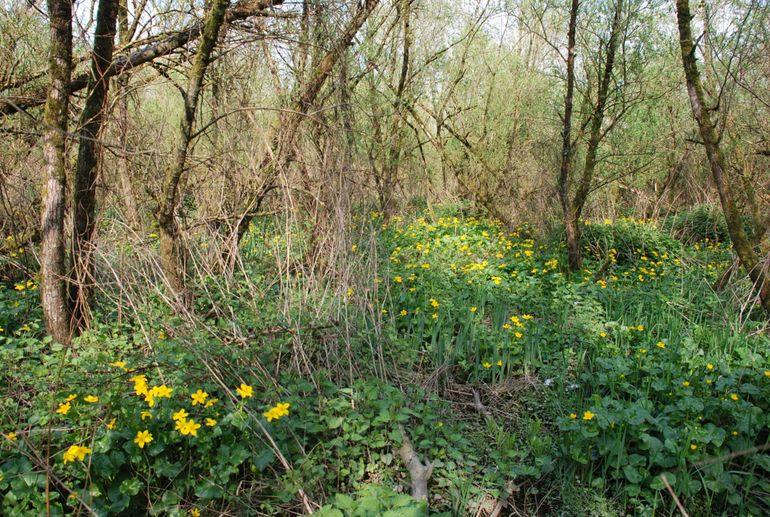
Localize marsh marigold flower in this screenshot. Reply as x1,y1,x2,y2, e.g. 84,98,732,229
236,383,254,399
582,411,595,421
191,390,209,406
56,402,71,415
134,430,153,448
172,409,189,421
62,445,91,464
178,419,201,437
263,402,290,422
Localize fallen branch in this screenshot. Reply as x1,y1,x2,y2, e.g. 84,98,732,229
396,424,433,502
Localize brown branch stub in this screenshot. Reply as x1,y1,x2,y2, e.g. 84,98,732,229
396,424,433,502
472,389,494,422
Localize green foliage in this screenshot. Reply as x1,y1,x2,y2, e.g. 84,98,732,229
581,217,683,264
316,485,440,517
2,210,769,516
664,205,732,244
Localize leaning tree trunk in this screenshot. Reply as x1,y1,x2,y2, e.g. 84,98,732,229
157,0,230,305
40,0,73,345
70,0,120,333
232,0,380,247
674,0,770,314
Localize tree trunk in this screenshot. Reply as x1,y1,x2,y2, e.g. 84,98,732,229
559,0,623,272
116,0,142,230
40,0,73,345
558,0,579,271
70,0,120,332
157,0,230,305
674,0,770,314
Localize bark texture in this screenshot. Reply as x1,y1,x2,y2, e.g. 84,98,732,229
40,0,73,345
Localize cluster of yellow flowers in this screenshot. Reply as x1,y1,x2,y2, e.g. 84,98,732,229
568,411,595,421
62,445,92,464
263,403,290,422
130,375,173,407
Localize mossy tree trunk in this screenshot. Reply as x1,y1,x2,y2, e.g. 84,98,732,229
157,0,230,305
674,0,770,314
40,0,73,345
559,0,623,272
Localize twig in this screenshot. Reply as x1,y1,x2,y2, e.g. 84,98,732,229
660,474,689,517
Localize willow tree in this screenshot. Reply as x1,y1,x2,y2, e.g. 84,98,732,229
40,0,73,344
157,0,231,303
558,0,624,272
674,0,770,313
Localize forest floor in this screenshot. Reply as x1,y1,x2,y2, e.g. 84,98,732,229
2,206,770,516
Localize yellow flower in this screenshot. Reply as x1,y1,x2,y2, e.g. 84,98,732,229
346,288,354,297
130,375,149,396
190,509,201,517
205,418,217,427
14,283,25,291
178,418,201,437
599,332,607,338
56,402,71,415
470,307,477,313
690,443,698,451
682,381,690,387
522,314,533,320
483,362,492,368
5,432,17,441
655,341,666,349
84,395,98,403
706,363,714,370
110,361,127,369
514,332,523,338
400,309,408,316
636,325,644,331
236,383,254,399
497,360,503,367
191,390,209,406
106,418,117,430
394,276,403,283
62,445,91,464
149,385,173,399
763,371,769,377
431,313,438,320
204,398,218,408
172,409,189,421
730,393,739,401
430,298,439,307
263,402,290,422
582,411,595,421
569,413,577,419
141,411,152,421
134,430,153,448
65,394,78,402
